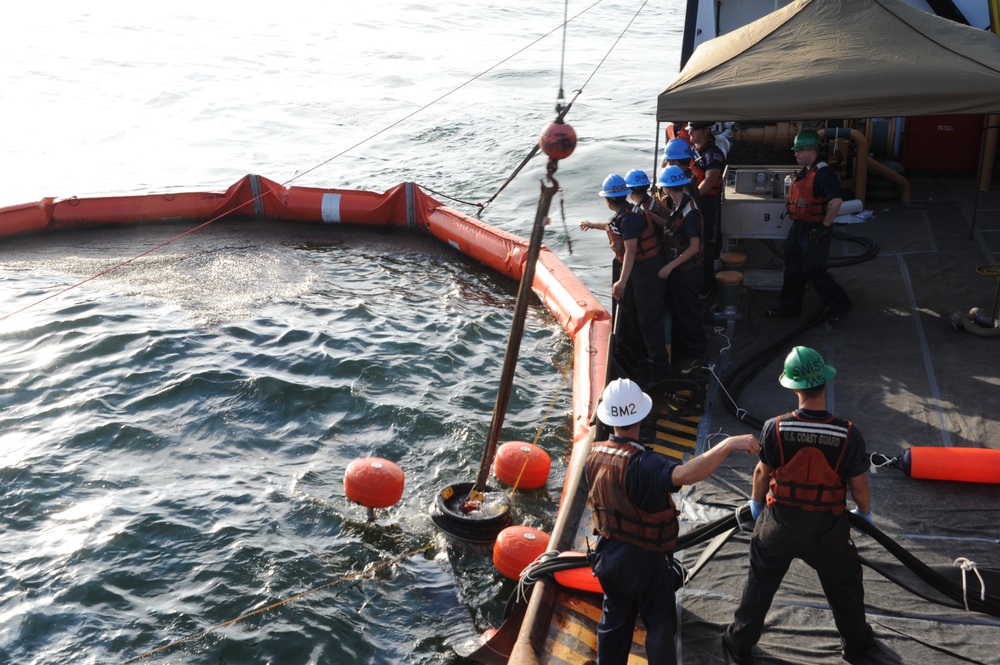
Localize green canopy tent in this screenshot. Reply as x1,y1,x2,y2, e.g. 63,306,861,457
656,0,1000,219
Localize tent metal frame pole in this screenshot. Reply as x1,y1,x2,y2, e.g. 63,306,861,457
970,117,1000,239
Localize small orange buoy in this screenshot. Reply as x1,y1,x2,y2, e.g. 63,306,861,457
494,441,551,490
478,627,498,645
344,457,405,516
492,525,551,580
539,121,577,160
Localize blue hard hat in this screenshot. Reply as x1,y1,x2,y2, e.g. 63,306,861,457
657,165,691,188
624,169,651,189
665,138,694,161
599,173,630,198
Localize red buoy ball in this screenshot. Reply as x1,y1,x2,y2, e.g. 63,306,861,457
344,457,405,509
539,121,577,160
478,627,498,645
495,441,551,490
492,525,551,580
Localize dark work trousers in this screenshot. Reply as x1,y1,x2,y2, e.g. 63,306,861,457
727,506,874,656
593,537,678,665
778,221,852,315
699,193,721,292
625,254,672,386
666,265,704,365
611,259,646,378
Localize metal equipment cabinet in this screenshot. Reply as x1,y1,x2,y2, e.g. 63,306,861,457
720,164,799,250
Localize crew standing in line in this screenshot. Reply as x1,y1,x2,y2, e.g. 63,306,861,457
587,378,760,665
766,129,853,321
723,346,875,664
580,174,672,389
686,122,726,299
656,166,705,371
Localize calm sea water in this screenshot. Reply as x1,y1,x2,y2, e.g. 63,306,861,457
0,2,685,663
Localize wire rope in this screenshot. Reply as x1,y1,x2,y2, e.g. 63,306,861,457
2,2,615,322
479,0,651,209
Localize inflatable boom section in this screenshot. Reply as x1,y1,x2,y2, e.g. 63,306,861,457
0,176,611,498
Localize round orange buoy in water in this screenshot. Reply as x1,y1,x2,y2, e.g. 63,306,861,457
494,441,551,490
344,457,405,509
478,627,498,645
492,525,551,580
539,121,577,160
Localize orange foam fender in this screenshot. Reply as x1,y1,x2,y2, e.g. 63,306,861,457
901,446,1000,484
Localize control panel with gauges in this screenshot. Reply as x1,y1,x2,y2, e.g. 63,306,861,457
721,165,800,245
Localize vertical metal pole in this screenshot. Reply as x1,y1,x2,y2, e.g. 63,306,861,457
473,178,559,494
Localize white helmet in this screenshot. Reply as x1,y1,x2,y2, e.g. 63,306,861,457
596,378,652,427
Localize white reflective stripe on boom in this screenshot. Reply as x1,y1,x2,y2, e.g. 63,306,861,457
321,193,342,223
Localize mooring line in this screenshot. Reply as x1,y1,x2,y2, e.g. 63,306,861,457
120,544,433,664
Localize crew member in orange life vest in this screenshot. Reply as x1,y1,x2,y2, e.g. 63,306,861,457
656,166,705,371
587,378,759,665
766,129,853,321
580,174,671,388
723,347,875,664
686,121,725,298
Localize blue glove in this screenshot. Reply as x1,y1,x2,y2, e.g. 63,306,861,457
748,500,764,521
850,508,873,524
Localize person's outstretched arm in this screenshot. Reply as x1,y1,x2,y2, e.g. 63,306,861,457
671,434,759,487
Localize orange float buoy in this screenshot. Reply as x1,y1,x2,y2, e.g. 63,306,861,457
478,627,498,645
492,525,551,580
494,441,551,490
344,457,405,518
899,447,1000,484
539,121,577,160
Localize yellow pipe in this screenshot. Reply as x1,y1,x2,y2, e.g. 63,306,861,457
866,157,911,202
820,127,870,205
732,124,876,204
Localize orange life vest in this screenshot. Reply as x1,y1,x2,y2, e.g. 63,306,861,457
586,439,679,552
636,194,669,242
691,141,724,197
766,412,851,514
605,205,661,264
786,163,830,223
